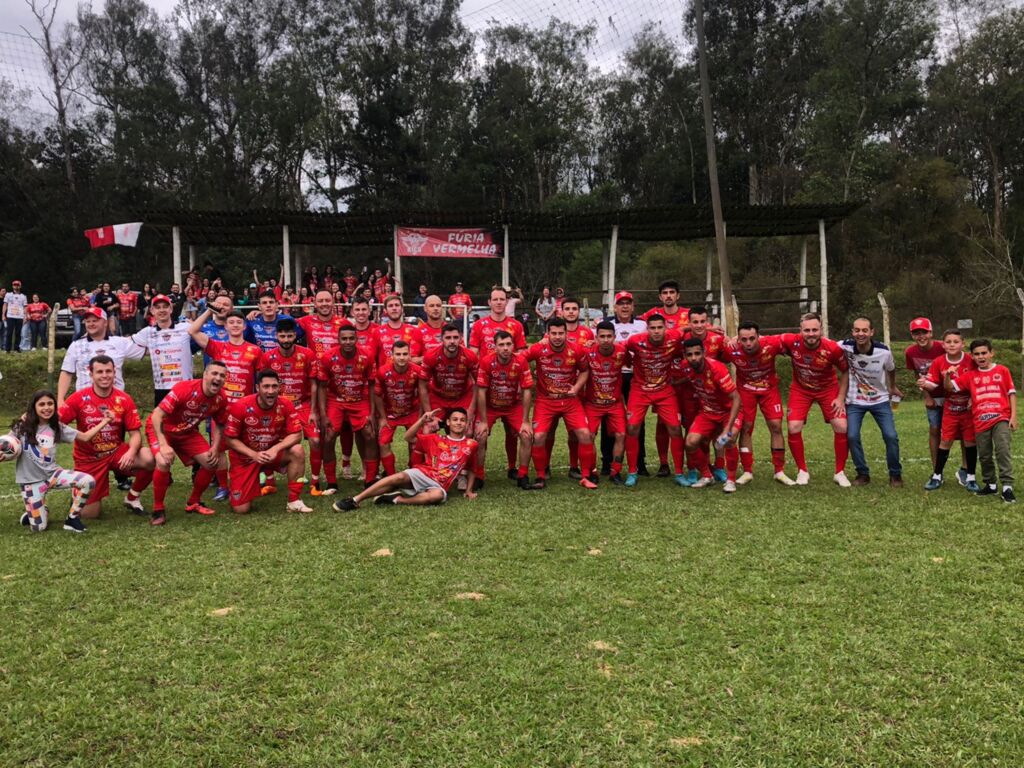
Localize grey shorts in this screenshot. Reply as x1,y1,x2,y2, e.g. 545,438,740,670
403,468,447,501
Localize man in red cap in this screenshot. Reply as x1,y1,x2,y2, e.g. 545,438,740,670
905,317,953,472
2,279,27,353
58,306,146,409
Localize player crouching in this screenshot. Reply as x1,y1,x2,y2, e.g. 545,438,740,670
224,369,312,514
333,408,478,509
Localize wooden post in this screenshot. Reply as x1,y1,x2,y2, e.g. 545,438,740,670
293,246,303,290
877,292,891,347
1016,287,1024,384
282,225,292,289
172,225,182,288
818,219,828,337
799,238,808,312
502,225,510,288
705,240,714,304
601,240,610,309
608,225,619,313
719,221,727,323
47,301,59,391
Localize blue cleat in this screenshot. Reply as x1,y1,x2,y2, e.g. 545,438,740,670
924,476,943,491
213,486,230,502
956,468,969,487
674,473,692,488
711,467,728,483
624,473,638,488
965,480,980,493
686,469,699,484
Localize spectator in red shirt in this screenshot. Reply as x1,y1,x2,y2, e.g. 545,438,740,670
25,294,51,350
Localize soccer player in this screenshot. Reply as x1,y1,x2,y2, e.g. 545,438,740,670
582,321,629,485
373,339,425,476
448,282,472,325
125,361,230,525
57,307,146,408
679,338,743,492
680,305,729,482
245,290,305,352
622,314,687,487
348,296,381,356
224,369,312,514
332,407,478,509
777,312,851,487
641,282,690,476
724,322,794,485
198,294,233,364
601,292,647,475
475,329,535,489
951,339,1017,502
317,324,379,491
131,293,195,407
468,287,527,356
905,317,950,471
415,294,447,360
524,318,596,489
296,290,346,356
377,294,422,364
919,329,978,491
840,317,903,487
420,324,479,419
259,318,321,493
59,355,155,518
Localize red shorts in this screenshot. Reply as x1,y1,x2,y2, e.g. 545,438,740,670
689,412,743,441
740,388,784,429
325,399,371,432
941,409,976,443
295,402,320,440
533,397,588,434
228,449,287,506
585,403,626,435
75,443,132,502
147,421,212,466
484,404,526,434
379,413,419,445
675,384,699,428
787,383,843,423
627,386,680,428
429,390,473,414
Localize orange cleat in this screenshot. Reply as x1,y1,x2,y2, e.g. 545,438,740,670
185,502,216,516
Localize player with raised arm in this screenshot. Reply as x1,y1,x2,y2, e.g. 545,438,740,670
332,408,478,510
777,312,851,487
373,339,425,477
724,321,794,485
582,321,629,485
377,294,422,364
920,328,978,492
679,337,743,492
475,329,535,490
224,369,311,514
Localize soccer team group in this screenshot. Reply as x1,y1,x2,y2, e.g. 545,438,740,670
2,280,1018,533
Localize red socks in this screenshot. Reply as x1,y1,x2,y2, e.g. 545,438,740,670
215,469,228,489
381,453,397,476
578,442,596,477
309,446,322,478
340,427,353,458
568,436,579,471
611,459,623,476
834,433,849,474
129,470,152,497
625,434,640,473
725,446,739,481
655,422,669,464
787,433,807,471
517,464,530,479
531,446,549,478
153,468,171,510
670,436,685,475
324,461,337,484
188,467,214,505
771,448,786,473
363,459,379,485
287,481,303,502
504,429,517,469
740,448,754,472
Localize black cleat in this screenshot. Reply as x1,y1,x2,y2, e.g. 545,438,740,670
62,516,87,534
655,463,671,478
610,473,624,486
507,468,518,481
637,466,650,477
1002,488,1016,504
517,476,535,491
976,485,999,497
532,478,547,490
599,466,611,476
332,497,358,512
20,512,29,526
116,476,133,491
471,477,485,492
374,493,400,506
568,467,583,480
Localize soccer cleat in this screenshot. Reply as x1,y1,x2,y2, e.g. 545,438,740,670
116,476,133,492
185,502,216,516
674,473,692,488
852,474,870,486
150,511,166,526
711,467,728,483
260,484,278,496
623,473,638,488
29,509,48,533
795,470,810,486
20,512,29,527
63,516,87,534
543,468,551,480
568,467,583,480
685,469,700,484
690,475,714,489
636,466,650,477
1002,488,1016,503
965,480,980,493
722,480,737,494
610,473,624,486
507,468,518,481
517,476,536,491
833,472,852,488
321,483,338,496
656,463,671,478
579,476,598,490
976,484,998,496
286,499,314,513
374,493,401,506
956,468,969,487
341,464,354,480
471,478,485,492
924,476,943,491
213,487,230,502
332,497,358,512
123,496,146,515
531,478,547,490
736,471,754,486
774,471,796,486
889,476,904,488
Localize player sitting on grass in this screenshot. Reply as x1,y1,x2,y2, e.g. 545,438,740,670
332,408,479,509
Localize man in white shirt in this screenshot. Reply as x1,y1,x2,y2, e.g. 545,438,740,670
131,294,196,407
841,316,903,487
58,307,146,408
601,291,648,475
2,279,27,353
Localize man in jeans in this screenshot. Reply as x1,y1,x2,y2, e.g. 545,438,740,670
840,316,903,487
2,280,27,353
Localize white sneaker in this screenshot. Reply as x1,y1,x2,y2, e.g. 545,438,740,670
774,471,796,486
795,469,810,486
341,464,354,480
691,476,714,489
833,471,852,488
123,496,145,514
286,499,313,513
723,480,737,493
736,471,754,485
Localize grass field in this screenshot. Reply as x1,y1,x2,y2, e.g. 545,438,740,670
2,396,1024,766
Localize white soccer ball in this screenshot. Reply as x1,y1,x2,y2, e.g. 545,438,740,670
0,434,22,462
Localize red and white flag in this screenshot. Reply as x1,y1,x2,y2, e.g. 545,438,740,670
84,222,144,249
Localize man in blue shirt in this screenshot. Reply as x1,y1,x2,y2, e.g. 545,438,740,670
243,291,305,352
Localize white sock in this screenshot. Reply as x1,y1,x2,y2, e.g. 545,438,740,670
988,484,997,490
1003,485,1012,492
967,474,976,481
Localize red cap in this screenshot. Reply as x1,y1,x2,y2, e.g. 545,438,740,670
909,317,932,332
151,294,172,305
614,291,634,304
84,306,107,320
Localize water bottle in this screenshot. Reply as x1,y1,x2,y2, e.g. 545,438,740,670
715,430,732,450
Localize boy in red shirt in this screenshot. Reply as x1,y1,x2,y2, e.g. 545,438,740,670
905,317,960,474
373,340,425,476
475,330,535,488
919,328,978,491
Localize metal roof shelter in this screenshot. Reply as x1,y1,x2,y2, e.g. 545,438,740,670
133,202,860,335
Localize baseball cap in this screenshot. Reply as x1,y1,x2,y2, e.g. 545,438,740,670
84,306,107,320
909,317,932,332
12,280,21,286
249,282,258,288
614,291,634,304
151,294,172,305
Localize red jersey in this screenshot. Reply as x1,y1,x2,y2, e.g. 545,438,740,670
67,296,90,315
624,329,683,392
351,322,381,358
296,314,345,355
639,306,689,331
413,432,478,491
372,277,390,303
723,335,784,393
525,339,587,399
422,346,478,400
926,353,975,413
116,291,138,317
377,322,423,364
906,341,946,398
584,343,629,406
259,345,318,406
777,334,848,391
681,358,737,416
565,324,595,348
156,379,228,434
205,338,262,401
469,315,527,354
317,346,375,404
477,352,534,410
343,275,358,294
224,394,301,453
59,387,142,462
417,322,446,357
448,292,472,319
26,302,50,322
374,361,425,418
955,365,1016,432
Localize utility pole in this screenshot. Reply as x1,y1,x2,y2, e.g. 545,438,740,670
693,0,736,336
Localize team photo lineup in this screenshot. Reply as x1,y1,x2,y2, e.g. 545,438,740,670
0,272,1017,534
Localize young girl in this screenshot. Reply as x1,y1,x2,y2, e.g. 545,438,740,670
3,390,112,533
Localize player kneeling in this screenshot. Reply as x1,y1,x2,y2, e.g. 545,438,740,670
224,369,312,514
333,408,478,509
